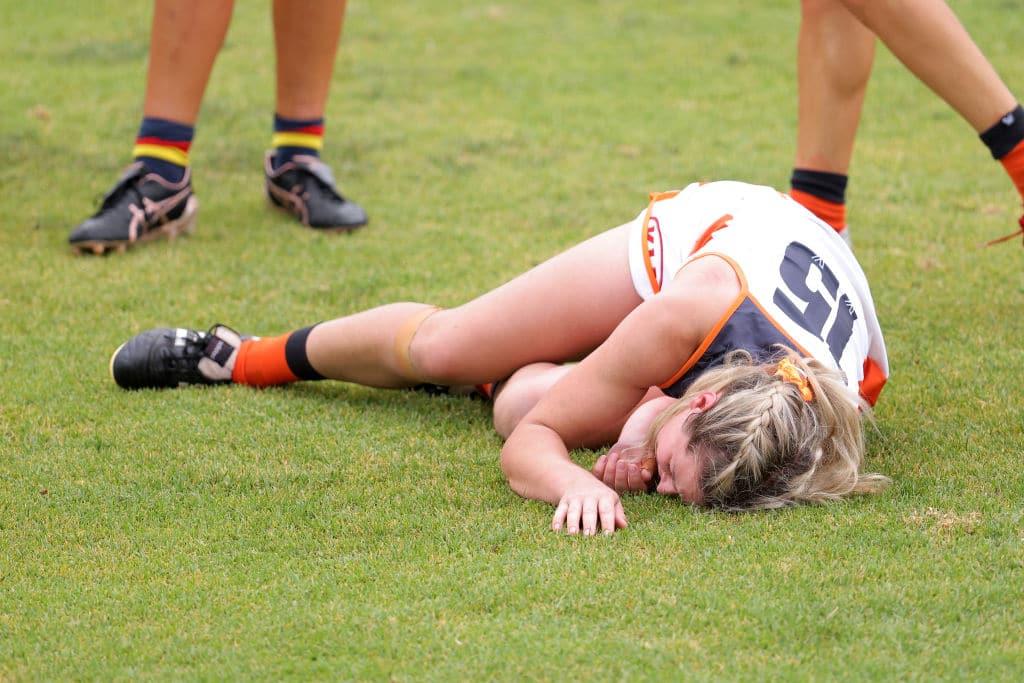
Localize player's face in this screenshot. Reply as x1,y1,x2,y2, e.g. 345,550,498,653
652,409,704,504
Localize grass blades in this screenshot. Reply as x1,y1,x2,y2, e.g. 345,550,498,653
1,0,1022,679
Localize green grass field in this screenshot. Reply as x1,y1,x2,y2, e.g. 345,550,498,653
2,0,1023,679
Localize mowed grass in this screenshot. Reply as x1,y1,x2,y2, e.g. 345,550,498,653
2,0,1023,679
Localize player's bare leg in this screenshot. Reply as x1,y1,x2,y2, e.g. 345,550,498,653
789,0,875,237
839,0,1024,237
794,0,874,175
143,0,235,124
839,0,1015,131
305,223,641,387
792,0,1024,238
272,0,344,121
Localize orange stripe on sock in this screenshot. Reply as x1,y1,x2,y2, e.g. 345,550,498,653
789,189,847,232
231,335,299,387
1000,140,1024,197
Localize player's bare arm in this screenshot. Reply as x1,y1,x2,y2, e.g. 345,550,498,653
500,259,738,533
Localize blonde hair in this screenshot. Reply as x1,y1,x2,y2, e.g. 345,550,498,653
645,348,889,511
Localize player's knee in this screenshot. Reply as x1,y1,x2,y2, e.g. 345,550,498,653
405,317,466,384
491,363,568,438
492,386,536,438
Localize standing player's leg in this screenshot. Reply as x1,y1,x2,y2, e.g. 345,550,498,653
264,0,368,231
840,0,1024,233
69,1,235,254
789,0,875,239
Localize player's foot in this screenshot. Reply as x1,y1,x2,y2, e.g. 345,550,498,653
69,163,198,255
264,152,368,231
110,325,242,390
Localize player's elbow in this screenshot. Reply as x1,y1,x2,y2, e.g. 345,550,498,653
498,443,529,498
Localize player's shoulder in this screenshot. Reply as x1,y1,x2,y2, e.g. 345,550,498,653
659,255,742,324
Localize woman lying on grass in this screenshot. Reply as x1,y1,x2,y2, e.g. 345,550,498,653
111,180,890,535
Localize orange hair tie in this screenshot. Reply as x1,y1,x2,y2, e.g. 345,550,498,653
774,358,814,402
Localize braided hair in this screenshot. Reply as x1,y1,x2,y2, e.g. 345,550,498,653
645,348,888,511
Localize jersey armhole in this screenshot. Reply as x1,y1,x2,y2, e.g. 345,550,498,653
658,253,749,390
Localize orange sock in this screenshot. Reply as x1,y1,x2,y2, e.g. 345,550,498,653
1000,139,1024,205
231,334,299,387
789,189,847,233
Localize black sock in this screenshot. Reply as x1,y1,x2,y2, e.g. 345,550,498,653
980,104,1024,160
284,325,326,381
790,169,849,204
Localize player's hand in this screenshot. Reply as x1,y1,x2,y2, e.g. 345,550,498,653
551,479,627,536
592,445,654,493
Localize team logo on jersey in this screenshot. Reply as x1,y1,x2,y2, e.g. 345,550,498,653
643,215,664,292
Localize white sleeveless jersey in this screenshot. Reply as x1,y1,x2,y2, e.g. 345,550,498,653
626,181,888,405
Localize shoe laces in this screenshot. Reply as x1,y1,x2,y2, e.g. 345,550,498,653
161,328,208,364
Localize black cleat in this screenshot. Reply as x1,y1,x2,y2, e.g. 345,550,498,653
110,325,242,390
69,163,198,255
264,152,368,231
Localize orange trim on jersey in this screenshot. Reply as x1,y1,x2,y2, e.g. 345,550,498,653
657,253,748,390
639,191,681,294
689,213,733,256
859,357,887,406
657,252,817,390
639,202,660,294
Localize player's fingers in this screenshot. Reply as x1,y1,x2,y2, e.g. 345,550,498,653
565,498,583,535
626,462,647,491
615,501,628,529
600,452,621,487
581,499,598,536
592,454,608,480
551,500,568,532
598,496,620,535
613,459,634,491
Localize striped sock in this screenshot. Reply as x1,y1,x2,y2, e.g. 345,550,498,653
789,169,848,233
231,325,325,388
133,117,193,183
272,114,324,169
